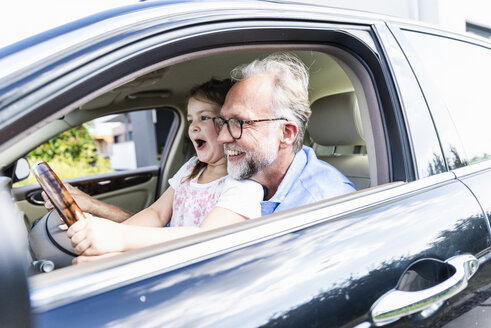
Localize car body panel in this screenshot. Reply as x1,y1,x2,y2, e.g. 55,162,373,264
454,162,491,234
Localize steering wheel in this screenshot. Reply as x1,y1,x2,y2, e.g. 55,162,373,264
28,162,86,273
31,161,86,226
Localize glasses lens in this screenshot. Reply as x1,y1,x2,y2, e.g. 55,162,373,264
213,117,224,134
229,119,242,139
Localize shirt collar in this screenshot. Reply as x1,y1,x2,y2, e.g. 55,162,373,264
266,148,307,204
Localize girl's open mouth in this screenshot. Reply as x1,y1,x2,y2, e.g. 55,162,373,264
195,139,206,150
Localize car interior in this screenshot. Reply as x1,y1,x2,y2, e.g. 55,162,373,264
3,46,392,273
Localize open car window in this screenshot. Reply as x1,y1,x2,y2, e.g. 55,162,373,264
24,44,391,272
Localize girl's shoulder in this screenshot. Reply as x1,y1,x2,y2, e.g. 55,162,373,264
178,156,200,176
168,156,199,188
222,177,264,194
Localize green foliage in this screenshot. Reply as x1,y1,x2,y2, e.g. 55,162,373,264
13,125,113,187
28,125,99,163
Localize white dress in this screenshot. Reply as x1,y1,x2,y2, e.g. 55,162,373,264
168,157,263,227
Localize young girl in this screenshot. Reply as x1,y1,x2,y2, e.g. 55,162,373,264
166,79,262,227
63,79,264,261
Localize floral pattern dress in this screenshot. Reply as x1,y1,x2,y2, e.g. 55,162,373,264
169,158,227,226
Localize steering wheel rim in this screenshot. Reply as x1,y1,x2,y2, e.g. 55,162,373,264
31,161,86,226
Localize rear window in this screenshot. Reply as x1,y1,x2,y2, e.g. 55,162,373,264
403,30,491,166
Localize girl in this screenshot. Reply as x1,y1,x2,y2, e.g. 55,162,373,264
63,79,264,261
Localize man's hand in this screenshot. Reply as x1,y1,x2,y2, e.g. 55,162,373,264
67,214,128,256
42,183,92,212
42,182,133,223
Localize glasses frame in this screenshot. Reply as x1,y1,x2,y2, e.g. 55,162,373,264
213,116,288,140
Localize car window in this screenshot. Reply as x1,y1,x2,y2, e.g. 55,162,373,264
402,30,491,166
13,108,175,187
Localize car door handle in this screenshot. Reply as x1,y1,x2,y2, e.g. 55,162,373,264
371,254,479,326
27,190,46,205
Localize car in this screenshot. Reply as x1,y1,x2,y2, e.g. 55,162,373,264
0,1,490,327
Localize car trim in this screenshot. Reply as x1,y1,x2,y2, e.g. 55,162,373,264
30,173,456,312
453,160,491,237
452,160,491,179
13,166,159,201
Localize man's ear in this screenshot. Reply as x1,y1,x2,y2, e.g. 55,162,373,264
280,121,298,148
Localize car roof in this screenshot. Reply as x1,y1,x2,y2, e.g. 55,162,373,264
2,0,480,58
0,1,140,44
0,0,165,55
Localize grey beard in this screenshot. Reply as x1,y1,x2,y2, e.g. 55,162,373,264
228,151,276,180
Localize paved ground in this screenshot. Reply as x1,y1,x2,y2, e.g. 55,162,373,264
443,296,491,328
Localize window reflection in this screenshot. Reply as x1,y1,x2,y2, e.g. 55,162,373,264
403,30,491,167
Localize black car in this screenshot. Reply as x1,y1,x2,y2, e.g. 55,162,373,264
0,1,490,327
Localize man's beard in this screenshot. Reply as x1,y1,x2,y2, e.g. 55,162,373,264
226,141,278,180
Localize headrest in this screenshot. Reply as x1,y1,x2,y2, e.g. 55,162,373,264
308,92,364,146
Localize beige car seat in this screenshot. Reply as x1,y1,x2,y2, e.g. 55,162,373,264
308,92,370,190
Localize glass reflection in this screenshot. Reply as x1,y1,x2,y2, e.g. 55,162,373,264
403,30,491,168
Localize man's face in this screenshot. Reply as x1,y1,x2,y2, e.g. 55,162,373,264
217,74,282,180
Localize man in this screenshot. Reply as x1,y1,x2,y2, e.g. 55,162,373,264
213,52,355,215
46,52,355,262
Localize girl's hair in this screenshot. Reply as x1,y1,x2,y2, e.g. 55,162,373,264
187,78,233,180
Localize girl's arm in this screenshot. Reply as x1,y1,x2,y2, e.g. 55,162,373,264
68,206,246,260
69,180,261,260
122,186,175,227
200,207,247,228
68,217,203,257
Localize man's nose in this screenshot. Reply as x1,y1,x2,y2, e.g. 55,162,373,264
217,125,234,145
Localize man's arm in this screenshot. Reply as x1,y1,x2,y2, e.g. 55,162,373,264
42,183,132,222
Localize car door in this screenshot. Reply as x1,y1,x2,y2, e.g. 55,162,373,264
23,6,491,328
383,22,491,326
30,176,490,328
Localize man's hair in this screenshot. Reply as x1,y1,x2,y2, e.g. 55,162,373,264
230,52,311,152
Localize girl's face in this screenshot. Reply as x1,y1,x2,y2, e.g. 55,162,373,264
187,97,226,166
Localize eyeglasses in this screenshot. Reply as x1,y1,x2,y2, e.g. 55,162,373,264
213,116,288,140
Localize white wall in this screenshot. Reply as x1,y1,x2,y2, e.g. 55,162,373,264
420,0,491,33
290,0,490,34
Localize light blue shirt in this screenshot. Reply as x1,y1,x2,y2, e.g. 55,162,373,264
261,146,356,216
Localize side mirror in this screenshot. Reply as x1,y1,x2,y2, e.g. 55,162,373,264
13,158,30,183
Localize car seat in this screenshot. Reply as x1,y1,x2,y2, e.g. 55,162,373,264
308,92,370,190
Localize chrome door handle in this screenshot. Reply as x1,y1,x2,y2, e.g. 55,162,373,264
371,254,479,326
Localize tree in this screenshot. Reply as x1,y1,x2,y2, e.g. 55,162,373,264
27,125,98,165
